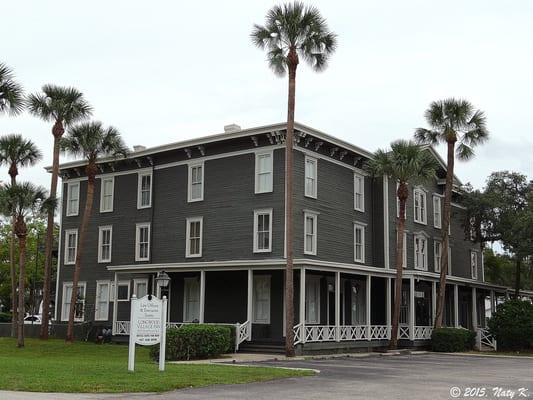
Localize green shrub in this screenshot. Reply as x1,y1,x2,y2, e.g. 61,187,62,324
0,312,11,323
150,324,232,361
488,299,533,351
431,327,476,352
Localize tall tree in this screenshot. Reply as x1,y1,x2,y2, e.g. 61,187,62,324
368,140,438,349
0,63,24,115
27,85,92,339
0,182,50,347
251,2,337,357
60,121,128,342
415,98,488,328
0,134,42,336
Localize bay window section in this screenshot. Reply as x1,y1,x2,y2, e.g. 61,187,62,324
66,181,80,216
354,223,365,263
98,226,112,263
354,172,365,212
255,151,273,193
414,234,428,271
137,172,152,209
186,217,203,258
135,223,150,261
305,156,317,198
304,211,318,255
253,209,272,253
188,163,204,202
414,188,427,224
100,177,114,213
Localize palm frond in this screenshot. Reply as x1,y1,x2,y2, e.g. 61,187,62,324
0,134,42,172
456,142,474,161
414,128,439,145
0,63,24,115
0,182,49,219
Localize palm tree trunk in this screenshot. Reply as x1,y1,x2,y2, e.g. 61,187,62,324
434,138,456,329
9,174,17,338
66,170,95,343
390,186,407,349
284,49,298,358
40,134,61,339
17,230,27,348
514,258,521,299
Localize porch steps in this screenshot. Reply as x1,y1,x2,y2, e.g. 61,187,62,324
238,342,285,354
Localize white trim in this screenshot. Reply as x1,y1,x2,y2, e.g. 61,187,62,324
433,195,442,229
354,172,365,212
112,280,131,302
97,225,113,263
413,187,427,225
61,281,86,322
354,223,365,264
434,240,442,273
187,161,204,202
470,250,479,280
99,176,114,213
65,181,80,217
383,175,390,269
135,222,151,261
63,229,78,265
133,278,149,298
95,280,111,321
304,211,318,255
137,171,152,209
414,234,428,271
186,217,203,258
252,274,271,324
254,150,273,194
304,155,318,198
253,208,273,253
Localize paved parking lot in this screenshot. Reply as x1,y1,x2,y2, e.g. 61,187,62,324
2,353,532,400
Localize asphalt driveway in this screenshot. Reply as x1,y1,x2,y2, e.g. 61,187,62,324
2,353,532,400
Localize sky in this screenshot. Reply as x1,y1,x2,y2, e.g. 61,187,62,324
2,0,533,190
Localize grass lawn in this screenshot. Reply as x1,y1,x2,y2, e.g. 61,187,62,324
0,338,312,393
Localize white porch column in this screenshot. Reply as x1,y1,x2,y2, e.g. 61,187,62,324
299,267,306,343
247,269,253,341
199,270,205,323
454,284,459,327
409,277,415,340
366,275,372,341
386,277,391,338
112,272,118,335
472,287,478,330
335,271,341,342
431,281,437,326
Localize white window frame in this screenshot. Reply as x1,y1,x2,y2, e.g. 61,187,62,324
186,217,203,258
305,275,321,324
133,278,149,298
188,162,204,202
183,277,200,322
253,209,273,253
413,188,427,225
61,281,86,322
137,171,152,209
433,195,442,229
397,231,407,268
252,275,271,324
135,222,151,261
304,155,317,198
64,229,78,265
354,172,365,212
97,225,113,263
95,280,110,321
111,280,131,302
471,251,478,280
304,211,318,255
414,234,428,271
66,181,80,217
434,240,442,273
100,176,114,213
396,181,401,219
254,150,273,194
354,223,365,263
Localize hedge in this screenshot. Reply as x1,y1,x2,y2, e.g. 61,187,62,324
0,312,11,323
150,324,232,361
431,327,476,352
488,299,533,351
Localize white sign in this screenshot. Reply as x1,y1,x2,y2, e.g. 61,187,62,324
128,294,167,372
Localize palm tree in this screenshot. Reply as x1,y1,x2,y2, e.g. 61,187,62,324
0,63,24,115
27,85,92,339
61,121,128,342
415,98,488,328
0,134,42,337
251,2,337,357
368,140,438,349
0,182,50,347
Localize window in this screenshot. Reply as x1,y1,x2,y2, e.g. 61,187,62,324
95,281,110,321
305,276,320,324
137,172,152,209
61,282,86,321
100,177,114,212
414,188,427,224
397,231,407,268
253,209,272,253
133,278,148,298
183,278,200,322
396,181,401,218
433,195,442,228
255,151,273,193
354,173,365,212
447,247,452,275
64,229,78,265
135,223,150,261
186,217,203,257
434,240,442,273
304,212,317,255
188,163,204,202
253,275,271,324
111,281,130,301
305,156,317,198
354,223,365,263
414,235,428,271
98,226,112,263
66,182,80,216
471,251,478,279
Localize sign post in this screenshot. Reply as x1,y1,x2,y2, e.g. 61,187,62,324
128,294,167,372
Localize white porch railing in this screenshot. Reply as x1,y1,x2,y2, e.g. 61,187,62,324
294,325,394,344
413,326,433,340
339,325,368,341
398,325,410,340
237,320,251,347
370,325,390,340
476,327,497,351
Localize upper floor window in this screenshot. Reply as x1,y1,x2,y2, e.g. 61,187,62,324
98,226,113,263
304,212,318,255
100,177,114,213
135,223,150,261
66,182,80,216
188,162,204,202
305,156,317,198
253,209,272,253
414,234,428,271
354,173,365,212
413,188,427,224
434,240,442,273
137,172,152,209
64,229,78,265
433,195,442,228
255,151,273,194
186,217,203,258
470,251,478,279
354,223,365,263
